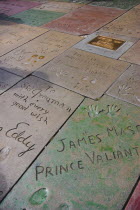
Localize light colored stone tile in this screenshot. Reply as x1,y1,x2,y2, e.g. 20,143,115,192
1,95,139,209
0,21,48,57
0,31,82,77
107,64,140,107
43,5,125,35
74,31,138,59
101,8,140,38
0,20,16,35
33,1,83,13
0,75,83,201
34,48,130,99
0,69,21,94
120,40,140,65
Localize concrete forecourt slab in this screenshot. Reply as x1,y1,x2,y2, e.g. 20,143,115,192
0,31,82,77
0,75,83,201
34,48,130,99
107,64,140,107
0,95,139,209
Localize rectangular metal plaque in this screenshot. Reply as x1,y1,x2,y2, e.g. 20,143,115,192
88,36,125,51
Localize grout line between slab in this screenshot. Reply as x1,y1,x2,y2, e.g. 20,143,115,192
105,92,140,108
122,176,140,209
32,74,89,99
0,2,139,206
104,63,132,95
40,3,129,36
118,39,140,61
96,5,140,35
0,93,85,203
0,29,50,58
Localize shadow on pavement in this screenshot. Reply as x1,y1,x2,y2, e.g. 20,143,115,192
0,13,24,24
0,67,49,93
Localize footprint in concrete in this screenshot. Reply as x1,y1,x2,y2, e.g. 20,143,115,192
0,147,11,161
57,203,70,210
29,188,48,205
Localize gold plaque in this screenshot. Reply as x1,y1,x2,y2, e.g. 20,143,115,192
88,36,125,50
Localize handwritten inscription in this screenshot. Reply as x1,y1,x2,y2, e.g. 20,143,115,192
35,146,139,180
34,98,140,180
10,82,72,125
56,124,139,153
57,135,102,152
35,117,140,180
0,122,35,157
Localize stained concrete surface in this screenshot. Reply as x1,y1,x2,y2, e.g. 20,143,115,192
0,31,82,77
0,95,140,209
42,5,125,35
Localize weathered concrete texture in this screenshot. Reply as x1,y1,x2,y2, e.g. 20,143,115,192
43,5,125,35
74,31,138,59
120,40,140,65
107,65,140,107
125,181,140,210
0,69,21,94
0,31,82,77
0,20,17,34
0,0,40,16
33,2,83,13
102,8,140,38
34,48,130,99
0,95,139,209
48,0,91,3
23,0,91,3
0,75,83,201
0,21,48,57
11,9,65,27
90,0,140,10
135,4,140,8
